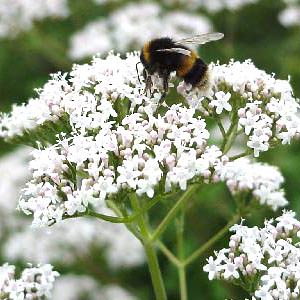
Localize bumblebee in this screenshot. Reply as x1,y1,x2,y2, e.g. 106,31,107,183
139,32,224,99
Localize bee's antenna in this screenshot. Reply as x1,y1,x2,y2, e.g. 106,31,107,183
136,61,142,84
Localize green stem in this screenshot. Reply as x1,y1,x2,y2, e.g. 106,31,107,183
217,120,226,138
106,200,142,240
229,150,251,161
177,213,187,300
150,184,199,242
130,194,167,300
179,267,187,300
223,122,238,154
156,241,181,267
221,96,239,154
184,214,240,266
143,244,168,300
87,210,132,223
86,195,161,224
213,112,226,138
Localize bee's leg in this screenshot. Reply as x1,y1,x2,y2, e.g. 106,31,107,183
142,68,148,81
144,74,153,96
159,73,170,103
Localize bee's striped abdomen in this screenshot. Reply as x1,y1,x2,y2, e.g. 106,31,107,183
176,50,198,77
182,57,208,87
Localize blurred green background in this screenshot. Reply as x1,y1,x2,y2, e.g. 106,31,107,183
0,0,300,299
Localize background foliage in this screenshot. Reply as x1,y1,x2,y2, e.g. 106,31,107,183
0,0,299,299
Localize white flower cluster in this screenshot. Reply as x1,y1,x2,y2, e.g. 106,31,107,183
19,105,224,226
162,0,259,12
69,2,212,60
1,52,298,226
0,149,139,300
0,54,145,140
0,72,70,140
204,211,300,300
0,263,58,300
0,0,69,38
0,54,230,228
279,0,300,27
179,60,300,157
217,158,287,210
52,275,136,300
0,147,144,269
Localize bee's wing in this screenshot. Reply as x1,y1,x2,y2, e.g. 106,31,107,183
155,48,192,56
175,32,224,45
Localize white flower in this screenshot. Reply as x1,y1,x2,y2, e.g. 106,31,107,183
217,158,287,210
204,211,300,300
65,191,88,216
211,91,232,114
0,263,15,287
223,261,239,280
117,159,141,189
94,176,118,201
0,263,58,300
239,110,260,135
276,210,300,233
203,257,221,280
247,134,269,157
255,286,274,300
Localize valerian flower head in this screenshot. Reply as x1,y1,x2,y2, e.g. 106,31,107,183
0,53,298,226
216,158,287,211
178,59,300,157
0,263,58,300
0,147,144,271
204,210,300,300
18,103,223,226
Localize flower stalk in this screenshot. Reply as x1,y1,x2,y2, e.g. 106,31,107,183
184,213,240,266
177,212,188,300
130,193,167,300
150,184,200,243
